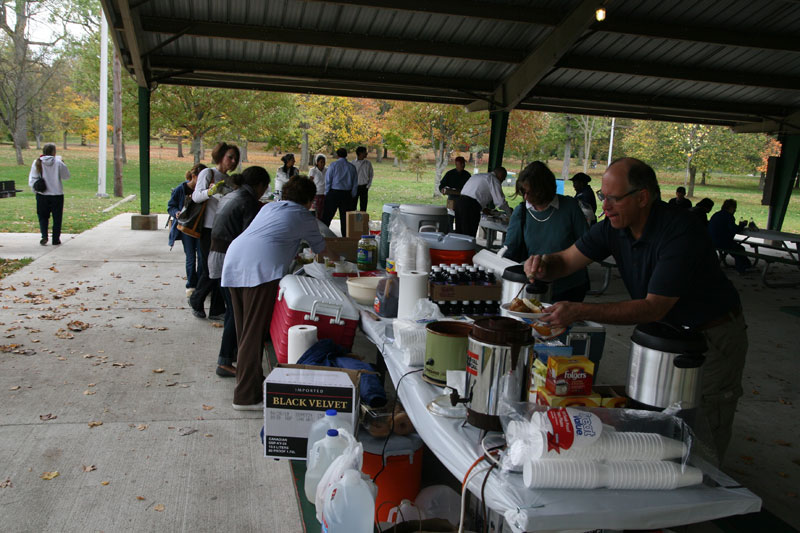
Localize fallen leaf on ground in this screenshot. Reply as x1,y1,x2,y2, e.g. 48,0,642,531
9,385,20,391
136,496,145,500
39,413,57,421
165,382,178,387
776,440,792,447
141,309,153,313
40,471,59,480
153,504,165,512
88,421,103,428
67,320,90,332
0,344,21,352
87,383,96,387
210,322,223,328
83,390,96,396
101,481,110,486
779,398,793,406
82,465,96,472
152,368,164,374
779,472,789,478
178,427,197,436
49,266,59,272
205,434,213,437
0,478,11,488
745,436,757,442
740,455,754,464
202,404,214,411
112,362,132,368
136,424,148,431
157,327,168,331
55,329,74,339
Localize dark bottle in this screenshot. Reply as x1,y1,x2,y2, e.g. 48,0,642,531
486,271,497,284
450,300,463,315
477,266,488,283
437,300,449,315
461,300,472,315
472,300,484,315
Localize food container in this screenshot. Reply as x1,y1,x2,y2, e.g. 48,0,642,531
423,321,473,386
418,231,476,265
346,276,382,305
627,322,706,409
398,204,449,234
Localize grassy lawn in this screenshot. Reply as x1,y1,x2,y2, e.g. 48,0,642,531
0,257,33,279
1,142,798,234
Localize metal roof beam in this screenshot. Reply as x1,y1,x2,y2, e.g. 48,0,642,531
301,0,563,25
467,0,599,112
148,55,495,93
558,56,800,91
516,101,740,127
137,16,524,63
595,18,800,53
526,86,789,121
117,0,148,87
733,111,800,134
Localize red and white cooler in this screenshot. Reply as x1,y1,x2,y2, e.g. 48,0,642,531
269,275,360,364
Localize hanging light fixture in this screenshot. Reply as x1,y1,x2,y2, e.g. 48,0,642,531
595,7,606,21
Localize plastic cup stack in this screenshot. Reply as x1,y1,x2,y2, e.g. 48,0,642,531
523,460,603,489
605,461,703,490
601,431,687,461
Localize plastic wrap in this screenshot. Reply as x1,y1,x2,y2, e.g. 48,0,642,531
357,311,761,532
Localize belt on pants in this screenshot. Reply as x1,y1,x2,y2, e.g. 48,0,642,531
696,305,743,331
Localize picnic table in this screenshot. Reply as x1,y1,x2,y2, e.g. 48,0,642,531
717,228,800,287
479,216,509,250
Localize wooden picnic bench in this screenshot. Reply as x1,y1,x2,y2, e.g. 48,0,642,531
717,247,800,288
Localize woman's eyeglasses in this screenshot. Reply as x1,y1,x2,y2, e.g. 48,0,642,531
596,188,641,204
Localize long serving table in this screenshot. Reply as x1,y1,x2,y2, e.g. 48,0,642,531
356,309,761,532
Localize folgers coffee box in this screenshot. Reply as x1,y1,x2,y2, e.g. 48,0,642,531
545,355,595,396
263,364,362,460
594,385,629,408
536,387,601,407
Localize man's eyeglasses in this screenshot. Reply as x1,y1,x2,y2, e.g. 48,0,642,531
597,188,641,204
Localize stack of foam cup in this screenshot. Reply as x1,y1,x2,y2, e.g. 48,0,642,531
393,319,428,367
522,460,703,490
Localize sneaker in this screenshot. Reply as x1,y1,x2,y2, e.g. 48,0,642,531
208,313,225,321
185,288,195,298
191,308,206,319
232,402,263,411
40,237,48,246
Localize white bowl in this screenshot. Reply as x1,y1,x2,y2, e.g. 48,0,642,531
346,276,382,305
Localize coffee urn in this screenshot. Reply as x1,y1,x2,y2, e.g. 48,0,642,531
501,264,552,305
462,317,534,431
627,322,707,410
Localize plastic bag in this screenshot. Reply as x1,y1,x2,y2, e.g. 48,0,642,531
314,428,363,521
410,298,444,321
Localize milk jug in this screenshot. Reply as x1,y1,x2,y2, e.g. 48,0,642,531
304,429,348,502
321,469,376,533
306,409,344,461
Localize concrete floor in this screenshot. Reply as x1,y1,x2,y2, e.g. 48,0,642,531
1,214,799,531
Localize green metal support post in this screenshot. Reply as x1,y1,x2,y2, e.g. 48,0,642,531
138,86,150,215
487,110,509,172
767,134,800,231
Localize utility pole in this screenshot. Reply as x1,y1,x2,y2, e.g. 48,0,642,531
97,10,109,198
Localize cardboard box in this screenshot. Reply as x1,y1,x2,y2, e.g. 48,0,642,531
429,282,502,302
345,211,370,239
263,364,362,460
594,385,628,408
322,237,361,263
546,355,595,396
536,387,601,407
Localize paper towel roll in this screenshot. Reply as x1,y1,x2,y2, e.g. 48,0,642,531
287,325,318,364
416,240,431,274
397,270,429,319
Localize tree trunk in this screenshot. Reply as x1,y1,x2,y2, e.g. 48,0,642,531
578,145,585,172
688,165,697,198
191,135,202,165
383,146,388,160
63,130,68,150
177,136,184,158
393,156,399,167
301,129,309,168
468,152,474,163
561,118,572,179
35,134,41,150
113,50,124,197
199,137,205,160
121,136,127,164
14,143,23,166
700,170,707,186
376,146,382,163
80,134,87,146
759,171,766,190
240,139,249,163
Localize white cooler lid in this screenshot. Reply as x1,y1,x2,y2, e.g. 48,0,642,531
399,204,447,216
383,202,400,214
418,232,476,251
278,275,359,321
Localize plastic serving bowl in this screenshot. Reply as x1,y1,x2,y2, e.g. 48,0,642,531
346,276,382,305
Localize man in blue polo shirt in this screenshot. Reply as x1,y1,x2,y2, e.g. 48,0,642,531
524,157,746,461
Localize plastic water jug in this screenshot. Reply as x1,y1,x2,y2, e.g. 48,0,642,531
386,499,422,524
321,469,376,533
306,409,345,461
304,429,348,502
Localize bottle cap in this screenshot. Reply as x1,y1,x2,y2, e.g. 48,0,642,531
326,409,337,416
326,429,339,437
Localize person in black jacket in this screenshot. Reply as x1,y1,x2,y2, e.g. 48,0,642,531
168,164,207,298
208,166,270,377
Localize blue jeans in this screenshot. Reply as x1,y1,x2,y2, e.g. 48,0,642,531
217,287,238,367
181,236,202,289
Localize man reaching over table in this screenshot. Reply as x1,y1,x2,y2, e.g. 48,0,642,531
524,157,746,462
454,166,512,238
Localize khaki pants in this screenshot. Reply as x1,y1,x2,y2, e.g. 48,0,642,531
229,280,280,406
700,311,748,461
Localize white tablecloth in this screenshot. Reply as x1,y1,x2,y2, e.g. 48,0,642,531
359,310,761,532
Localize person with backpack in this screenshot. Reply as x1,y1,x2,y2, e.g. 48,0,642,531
28,143,70,246
168,164,207,298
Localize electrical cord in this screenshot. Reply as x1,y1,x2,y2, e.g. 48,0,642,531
459,464,491,533
372,368,423,484
480,462,497,533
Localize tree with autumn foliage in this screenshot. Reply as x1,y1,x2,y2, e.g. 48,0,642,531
505,110,551,171
386,102,489,194
52,85,97,149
